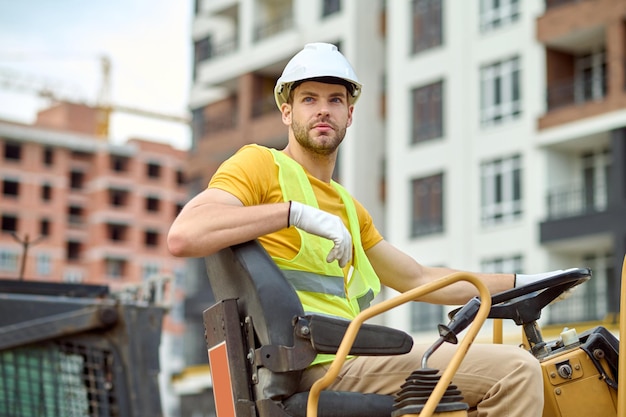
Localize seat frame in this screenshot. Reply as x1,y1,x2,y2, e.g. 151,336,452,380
203,240,414,417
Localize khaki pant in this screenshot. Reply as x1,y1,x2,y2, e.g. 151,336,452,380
298,342,543,417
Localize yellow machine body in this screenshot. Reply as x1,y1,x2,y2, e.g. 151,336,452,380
541,345,617,416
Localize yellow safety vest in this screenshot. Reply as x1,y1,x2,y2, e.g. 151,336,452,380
269,149,381,365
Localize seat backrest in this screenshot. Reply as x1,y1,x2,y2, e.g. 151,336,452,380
205,239,304,349
205,240,316,408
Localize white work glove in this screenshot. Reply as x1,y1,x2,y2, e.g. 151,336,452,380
515,268,582,287
288,201,353,267
515,270,564,288
515,268,580,302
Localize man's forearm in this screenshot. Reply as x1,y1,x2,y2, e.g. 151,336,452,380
167,202,290,258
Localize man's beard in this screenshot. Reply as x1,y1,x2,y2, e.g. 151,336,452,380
292,118,347,156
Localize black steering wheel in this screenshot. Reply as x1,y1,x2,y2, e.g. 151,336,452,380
486,267,592,325
447,268,592,327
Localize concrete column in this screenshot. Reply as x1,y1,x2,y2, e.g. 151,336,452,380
606,20,626,102
609,127,626,313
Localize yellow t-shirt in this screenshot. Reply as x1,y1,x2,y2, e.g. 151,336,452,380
208,144,383,261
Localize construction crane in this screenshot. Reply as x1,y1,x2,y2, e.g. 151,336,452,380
0,54,190,138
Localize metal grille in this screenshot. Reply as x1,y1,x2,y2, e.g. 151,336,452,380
0,341,119,417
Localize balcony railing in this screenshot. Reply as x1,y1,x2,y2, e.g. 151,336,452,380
195,36,238,69
251,95,276,118
546,74,607,111
545,182,608,220
211,36,238,59
202,111,238,136
253,11,293,42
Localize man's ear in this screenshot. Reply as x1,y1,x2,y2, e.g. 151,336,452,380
346,105,354,128
280,103,292,125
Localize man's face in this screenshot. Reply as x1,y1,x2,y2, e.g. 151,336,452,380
282,80,354,156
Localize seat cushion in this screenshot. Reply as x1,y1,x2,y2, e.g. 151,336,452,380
283,391,394,417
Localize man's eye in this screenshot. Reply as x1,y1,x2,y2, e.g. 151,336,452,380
303,97,314,102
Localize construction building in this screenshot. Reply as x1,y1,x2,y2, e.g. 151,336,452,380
384,0,626,337
0,101,189,416
0,102,188,286
179,0,626,415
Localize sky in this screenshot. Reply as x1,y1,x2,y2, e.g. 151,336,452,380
0,0,193,150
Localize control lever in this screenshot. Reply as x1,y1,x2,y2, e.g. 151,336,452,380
439,297,481,344
421,297,481,369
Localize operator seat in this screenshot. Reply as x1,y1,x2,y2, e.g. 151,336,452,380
203,240,414,417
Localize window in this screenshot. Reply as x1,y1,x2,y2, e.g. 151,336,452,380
71,150,91,161
142,263,160,281
107,223,128,242
40,218,50,236
191,108,204,149
581,149,609,213
105,257,127,278
546,148,609,219
69,170,85,189
175,202,184,217
1,214,18,233
322,0,341,17
145,196,161,212
411,302,444,332
411,80,444,144
411,0,443,54
480,0,520,32
3,142,21,161
575,49,607,104
66,240,81,261
146,162,161,179
109,188,129,207
548,252,611,323
2,179,19,197
41,183,52,201
0,250,18,272
480,57,521,126
145,230,159,247
63,270,84,283
481,254,523,274
194,36,212,64
110,155,129,172
36,253,52,276
411,173,444,237
176,169,185,186
481,155,522,226
43,147,54,166
68,206,83,226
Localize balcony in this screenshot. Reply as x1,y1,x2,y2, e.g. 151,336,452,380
194,35,239,70
540,182,613,244
211,36,239,60
546,73,607,111
253,11,293,42
200,111,238,137
545,182,607,220
251,95,276,118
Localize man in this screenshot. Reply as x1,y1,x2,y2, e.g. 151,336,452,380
168,43,546,416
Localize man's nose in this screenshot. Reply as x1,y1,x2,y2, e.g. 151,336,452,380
317,102,330,116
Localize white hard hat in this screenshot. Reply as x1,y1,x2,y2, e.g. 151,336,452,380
274,43,362,109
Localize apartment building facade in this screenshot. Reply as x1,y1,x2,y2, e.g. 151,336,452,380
385,0,626,338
